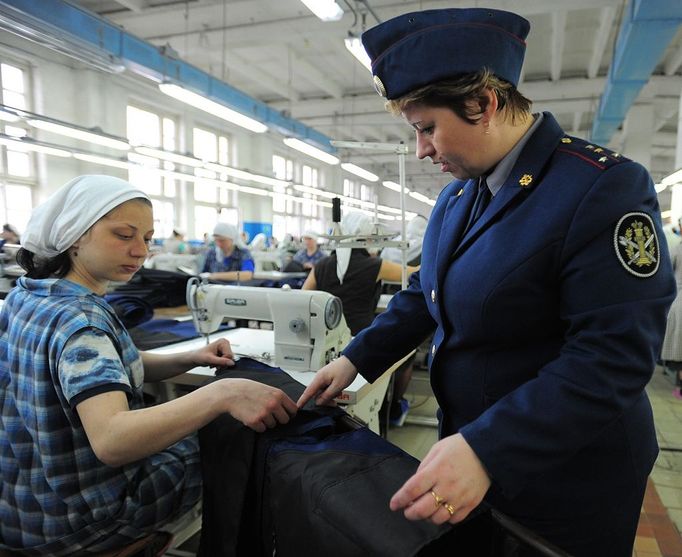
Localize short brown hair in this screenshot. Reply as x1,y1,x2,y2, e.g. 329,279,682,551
385,68,532,125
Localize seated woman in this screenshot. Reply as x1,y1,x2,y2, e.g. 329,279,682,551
0,175,297,555
380,214,429,426
302,211,418,336
0,223,20,248
200,222,255,282
293,230,326,270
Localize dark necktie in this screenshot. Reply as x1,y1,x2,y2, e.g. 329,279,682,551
464,177,491,234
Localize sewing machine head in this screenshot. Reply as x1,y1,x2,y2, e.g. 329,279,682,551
186,278,351,372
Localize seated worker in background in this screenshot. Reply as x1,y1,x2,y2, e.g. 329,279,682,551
293,230,326,270
248,232,268,251
379,214,429,426
200,222,255,282
381,215,428,268
0,223,20,248
302,211,418,336
0,175,297,555
163,229,186,254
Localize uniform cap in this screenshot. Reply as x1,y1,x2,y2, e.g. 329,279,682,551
362,8,530,99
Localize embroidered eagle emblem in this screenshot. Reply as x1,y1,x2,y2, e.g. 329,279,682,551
614,213,659,278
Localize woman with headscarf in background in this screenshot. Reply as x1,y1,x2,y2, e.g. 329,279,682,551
302,211,418,336
381,214,428,268
0,223,20,248
0,175,296,556
379,214,430,427
200,221,255,282
293,230,326,270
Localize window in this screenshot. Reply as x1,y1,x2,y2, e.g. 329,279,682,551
126,105,178,237
0,61,34,232
192,126,235,239
271,155,324,241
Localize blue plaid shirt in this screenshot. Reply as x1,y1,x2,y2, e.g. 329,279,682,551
0,277,201,555
293,247,326,266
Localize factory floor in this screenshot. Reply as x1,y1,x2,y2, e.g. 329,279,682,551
168,365,682,557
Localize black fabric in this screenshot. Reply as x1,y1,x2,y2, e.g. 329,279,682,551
313,249,382,335
109,268,189,307
104,294,155,328
197,364,564,557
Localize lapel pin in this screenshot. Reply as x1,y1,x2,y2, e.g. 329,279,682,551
519,174,533,187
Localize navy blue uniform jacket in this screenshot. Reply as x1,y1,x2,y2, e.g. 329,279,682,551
344,113,676,545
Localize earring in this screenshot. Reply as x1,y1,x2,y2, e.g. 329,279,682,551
483,122,490,135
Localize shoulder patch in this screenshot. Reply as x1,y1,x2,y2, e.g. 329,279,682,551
614,212,660,278
557,136,628,170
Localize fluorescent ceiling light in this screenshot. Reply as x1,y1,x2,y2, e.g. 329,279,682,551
0,135,71,158
661,210,672,219
134,145,203,167
382,180,410,193
0,109,19,122
204,161,290,187
27,119,130,150
74,152,130,169
341,162,378,182
344,36,372,72
299,0,344,21
283,138,339,165
159,83,268,134
662,168,682,187
655,183,667,193
409,191,436,206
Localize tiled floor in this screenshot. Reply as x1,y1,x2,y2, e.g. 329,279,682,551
390,367,682,557
634,367,682,557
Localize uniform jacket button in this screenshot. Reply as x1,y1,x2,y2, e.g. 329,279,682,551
431,289,436,303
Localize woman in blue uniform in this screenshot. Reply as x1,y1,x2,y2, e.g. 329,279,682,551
298,8,675,556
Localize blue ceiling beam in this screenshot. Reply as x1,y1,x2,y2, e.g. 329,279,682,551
591,0,682,145
0,0,336,153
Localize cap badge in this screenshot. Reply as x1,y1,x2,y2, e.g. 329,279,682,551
614,212,659,278
373,75,387,97
561,137,572,143
519,174,533,187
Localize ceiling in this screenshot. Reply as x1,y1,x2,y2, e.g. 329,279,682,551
65,0,682,201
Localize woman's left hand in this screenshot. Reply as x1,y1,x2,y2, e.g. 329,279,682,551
389,433,491,525
190,338,236,368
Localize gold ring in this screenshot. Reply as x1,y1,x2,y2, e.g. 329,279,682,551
430,490,445,508
443,502,455,517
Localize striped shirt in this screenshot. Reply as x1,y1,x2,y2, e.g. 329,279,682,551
0,277,201,555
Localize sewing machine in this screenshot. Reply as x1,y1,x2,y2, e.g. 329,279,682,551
186,278,351,372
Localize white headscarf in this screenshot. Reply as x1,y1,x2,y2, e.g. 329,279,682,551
381,215,428,264
21,175,150,259
336,211,374,284
249,232,267,251
213,221,246,259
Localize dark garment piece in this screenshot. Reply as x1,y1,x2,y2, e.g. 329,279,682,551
104,294,154,328
110,268,189,307
198,364,565,557
313,249,382,335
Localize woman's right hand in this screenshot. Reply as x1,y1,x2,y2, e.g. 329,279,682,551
216,378,298,432
297,356,358,408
